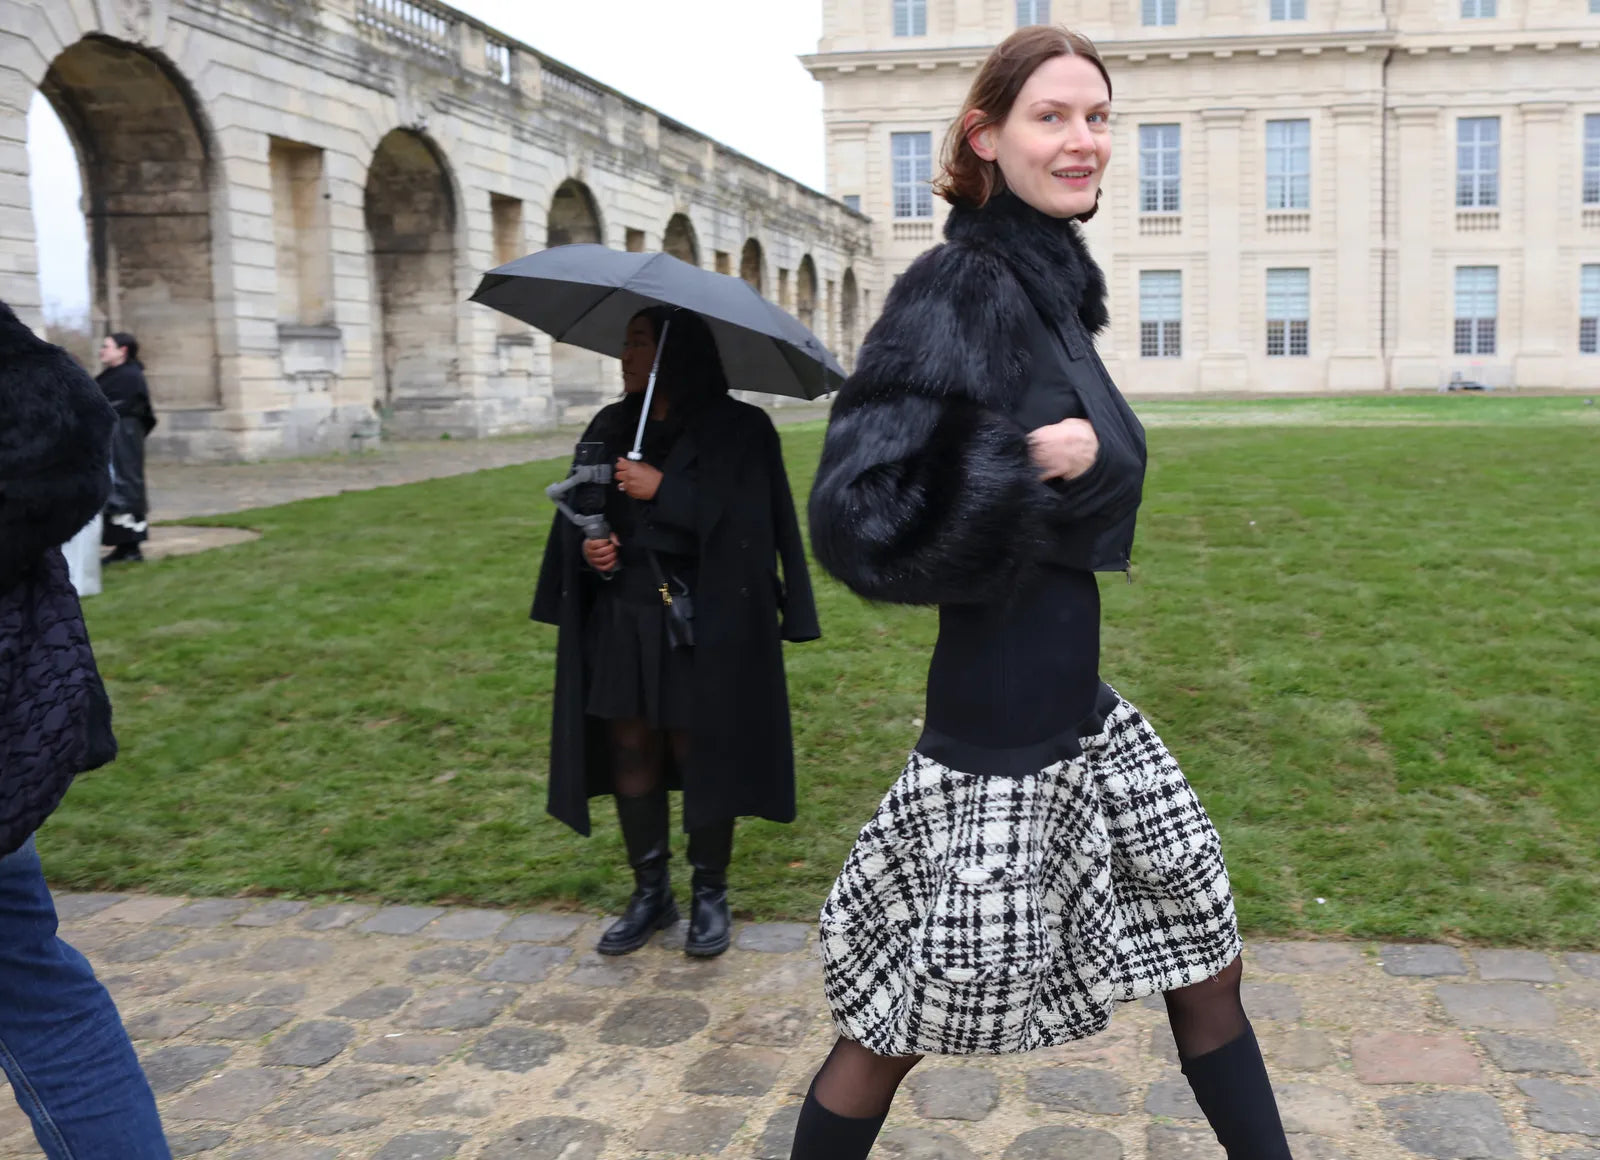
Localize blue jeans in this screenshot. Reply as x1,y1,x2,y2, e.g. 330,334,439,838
0,838,170,1159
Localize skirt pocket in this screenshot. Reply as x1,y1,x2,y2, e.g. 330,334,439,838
896,862,1056,1055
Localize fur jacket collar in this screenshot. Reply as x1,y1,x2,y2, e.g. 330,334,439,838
944,191,1109,339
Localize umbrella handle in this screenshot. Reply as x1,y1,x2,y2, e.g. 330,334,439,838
629,316,672,461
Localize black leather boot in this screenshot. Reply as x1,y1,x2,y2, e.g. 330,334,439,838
596,790,678,956
685,820,734,958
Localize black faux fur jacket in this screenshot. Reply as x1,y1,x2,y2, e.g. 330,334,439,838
0,301,116,589
809,192,1146,606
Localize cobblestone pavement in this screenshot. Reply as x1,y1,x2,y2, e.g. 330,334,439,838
150,405,832,523
2,896,1597,1159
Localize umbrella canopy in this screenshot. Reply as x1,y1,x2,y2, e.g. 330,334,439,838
469,244,846,401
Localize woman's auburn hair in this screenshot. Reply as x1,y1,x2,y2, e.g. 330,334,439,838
932,25,1113,221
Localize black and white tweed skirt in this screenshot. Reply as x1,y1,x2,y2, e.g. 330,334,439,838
818,690,1242,1057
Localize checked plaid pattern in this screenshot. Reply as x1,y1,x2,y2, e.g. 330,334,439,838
818,692,1242,1056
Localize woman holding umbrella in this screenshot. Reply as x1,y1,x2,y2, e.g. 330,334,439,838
530,306,819,959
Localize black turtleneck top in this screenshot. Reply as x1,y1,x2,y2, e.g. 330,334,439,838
915,215,1120,776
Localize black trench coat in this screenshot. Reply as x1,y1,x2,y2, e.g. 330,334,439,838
532,395,820,835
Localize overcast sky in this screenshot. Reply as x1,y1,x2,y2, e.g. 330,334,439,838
27,0,827,321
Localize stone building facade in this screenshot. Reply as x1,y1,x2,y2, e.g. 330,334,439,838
2,0,874,460
805,0,1600,392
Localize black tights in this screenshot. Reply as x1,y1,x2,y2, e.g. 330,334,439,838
610,718,689,799
807,954,1249,1120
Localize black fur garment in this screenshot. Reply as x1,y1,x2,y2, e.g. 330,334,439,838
809,193,1141,606
0,301,115,588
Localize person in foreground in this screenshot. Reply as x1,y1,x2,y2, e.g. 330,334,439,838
0,300,172,1157
793,27,1293,1160
533,307,819,959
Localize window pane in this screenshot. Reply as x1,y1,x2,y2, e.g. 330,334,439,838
1143,0,1177,24
893,0,926,35
1581,318,1598,355
1267,321,1285,356
1140,271,1182,323
1266,119,1311,210
1581,265,1600,318
891,132,932,218
1289,320,1309,357
1016,0,1050,22
1139,124,1181,214
1457,118,1500,208
1585,115,1600,205
1266,268,1311,320
842,194,861,213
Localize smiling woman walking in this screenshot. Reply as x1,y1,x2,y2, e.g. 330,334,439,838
791,27,1293,1160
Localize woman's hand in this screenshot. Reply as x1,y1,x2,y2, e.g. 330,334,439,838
583,533,621,573
615,458,664,501
1028,418,1100,482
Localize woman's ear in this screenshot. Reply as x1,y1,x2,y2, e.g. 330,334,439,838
964,110,998,162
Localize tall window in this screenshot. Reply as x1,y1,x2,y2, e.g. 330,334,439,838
1140,125,1182,214
1143,0,1177,24
1580,265,1599,355
1457,117,1500,208
1265,119,1312,211
1453,267,1498,355
1016,0,1051,23
1585,115,1600,206
891,132,933,219
1270,0,1306,20
893,0,926,36
1140,272,1182,358
1266,269,1310,357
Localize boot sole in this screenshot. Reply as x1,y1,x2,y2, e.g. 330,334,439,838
684,933,732,958
596,903,680,956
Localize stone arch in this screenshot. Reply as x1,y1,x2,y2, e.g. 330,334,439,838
841,267,860,367
547,178,603,247
797,254,819,333
365,128,458,417
546,178,608,416
740,238,765,296
663,213,699,266
36,35,221,409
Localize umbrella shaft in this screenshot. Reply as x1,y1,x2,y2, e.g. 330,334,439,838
631,316,672,459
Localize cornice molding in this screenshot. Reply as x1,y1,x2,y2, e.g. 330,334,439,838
801,26,1600,75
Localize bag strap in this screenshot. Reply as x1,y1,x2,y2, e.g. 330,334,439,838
643,548,676,609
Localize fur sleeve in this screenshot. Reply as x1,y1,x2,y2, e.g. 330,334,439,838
0,308,115,588
808,244,1048,606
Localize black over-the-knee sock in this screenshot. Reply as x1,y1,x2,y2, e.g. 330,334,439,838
789,1078,888,1160
1180,1022,1294,1160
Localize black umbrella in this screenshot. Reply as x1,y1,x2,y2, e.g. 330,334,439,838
469,244,846,406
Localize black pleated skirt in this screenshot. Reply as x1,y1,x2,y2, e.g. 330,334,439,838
584,565,695,731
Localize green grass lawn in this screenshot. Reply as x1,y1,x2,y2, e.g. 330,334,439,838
43,396,1600,947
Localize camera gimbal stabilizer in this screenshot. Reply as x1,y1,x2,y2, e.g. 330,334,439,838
545,443,613,541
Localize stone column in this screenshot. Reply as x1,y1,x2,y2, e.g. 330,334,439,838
1514,101,1568,388
1198,107,1249,391
1389,105,1441,390
0,52,42,324
1326,103,1386,390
